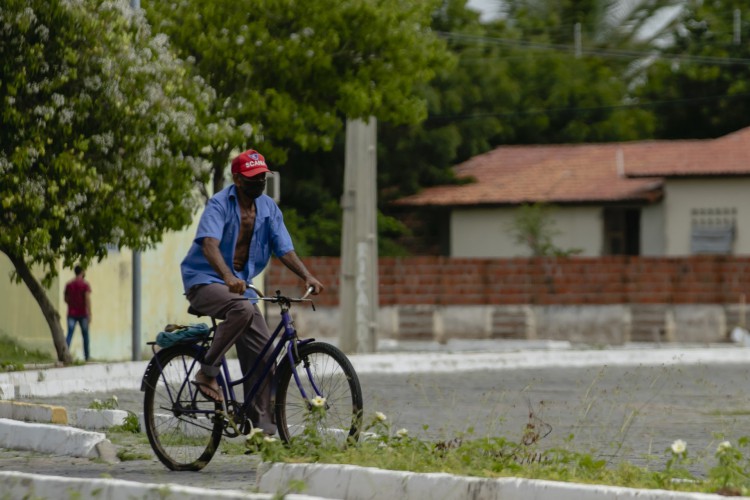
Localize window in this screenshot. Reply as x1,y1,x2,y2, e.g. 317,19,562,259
603,208,640,255
690,207,736,254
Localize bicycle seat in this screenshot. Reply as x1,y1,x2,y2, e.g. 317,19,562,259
187,305,208,317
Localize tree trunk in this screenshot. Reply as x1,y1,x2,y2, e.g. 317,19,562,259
212,162,225,195
6,251,72,364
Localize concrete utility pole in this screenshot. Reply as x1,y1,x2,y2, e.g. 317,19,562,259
130,0,141,361
339,118,378,353
734,9,741,45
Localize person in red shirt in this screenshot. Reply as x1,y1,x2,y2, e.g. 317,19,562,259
64,265,92,361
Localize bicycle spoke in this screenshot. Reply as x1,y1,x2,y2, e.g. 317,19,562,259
143,346,223,470
276,342,363,446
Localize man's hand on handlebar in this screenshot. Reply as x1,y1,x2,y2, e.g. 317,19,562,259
224,275,246,295
305,277,324,296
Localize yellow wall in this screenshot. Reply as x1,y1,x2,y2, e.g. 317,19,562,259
1,210,269,362
0,217,202,361
0,258,63,357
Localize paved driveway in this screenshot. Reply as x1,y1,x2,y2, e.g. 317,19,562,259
10,361,750,487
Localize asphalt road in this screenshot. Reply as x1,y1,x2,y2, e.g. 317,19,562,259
6,362,750,490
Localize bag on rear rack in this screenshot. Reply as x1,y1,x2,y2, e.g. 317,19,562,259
155,323,210,348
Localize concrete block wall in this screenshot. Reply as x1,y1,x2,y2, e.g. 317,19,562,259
270,256,750,344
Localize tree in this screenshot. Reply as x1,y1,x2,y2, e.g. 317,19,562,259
508,203,582,257
635,1,750,139
0,0,216,362
143,0,450,195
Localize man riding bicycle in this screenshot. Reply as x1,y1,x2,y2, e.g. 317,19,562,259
180,148,323,436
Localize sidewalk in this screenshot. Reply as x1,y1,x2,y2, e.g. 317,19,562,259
2,341,749,399
1,342,748,499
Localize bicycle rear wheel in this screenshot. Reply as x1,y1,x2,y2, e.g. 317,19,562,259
275,342,363,446
142,344,223,471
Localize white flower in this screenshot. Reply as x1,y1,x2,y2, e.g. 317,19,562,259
375,411,387,422
263,436,277,443
671,439,687,454
310,396,326,408
717,441,732,453
396,428,408,438
111,395,118,403
247,428,264,439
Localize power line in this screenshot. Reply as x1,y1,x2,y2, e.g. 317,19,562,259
438,31,750,66
427,91,750,122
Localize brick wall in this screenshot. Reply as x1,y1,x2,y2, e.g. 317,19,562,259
266,256,750,307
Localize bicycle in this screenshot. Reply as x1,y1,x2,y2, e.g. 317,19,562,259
140,285,363,471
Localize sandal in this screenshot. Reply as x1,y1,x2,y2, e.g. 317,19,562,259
191,380,224,403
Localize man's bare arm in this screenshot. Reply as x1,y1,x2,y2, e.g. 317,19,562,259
278,251,324,294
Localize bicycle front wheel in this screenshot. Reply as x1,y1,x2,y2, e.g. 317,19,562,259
142,344,223,471
275,342,363,446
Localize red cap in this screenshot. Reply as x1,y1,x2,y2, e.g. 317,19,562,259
231,149,270,178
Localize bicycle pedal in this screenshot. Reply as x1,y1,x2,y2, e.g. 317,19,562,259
240,420,254,435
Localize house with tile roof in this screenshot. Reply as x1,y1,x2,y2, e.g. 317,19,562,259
395,127,750,257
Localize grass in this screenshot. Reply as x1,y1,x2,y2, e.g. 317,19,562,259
9,342,750,496
707,409,750,417
0,334,54,371
79,364,750,497
230,413,750,496
88,378,750,495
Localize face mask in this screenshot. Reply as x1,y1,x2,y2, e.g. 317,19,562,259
241,180,266,199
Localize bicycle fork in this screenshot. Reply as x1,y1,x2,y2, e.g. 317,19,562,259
286,344,325,409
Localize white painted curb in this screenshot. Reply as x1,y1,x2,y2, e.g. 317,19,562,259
0,470,328,500
76,408,128,430
8,361,148,398
256,462,725,500
349,346,750,374
0,418,110,458
0,347,743,498
3,347,750,400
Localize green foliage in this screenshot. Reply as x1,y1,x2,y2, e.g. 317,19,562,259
281,201,343,257
237,409,750,495
88,395,119,410
110,411,142,434
0,334,54,371
143,0,449,184
508,203,582,257
651,439,693,489
636,0,750,139
706,437,750,496
0,0,216,285
274,0,662,253
116,446,152,461
467,1,658,145
142,0,453,254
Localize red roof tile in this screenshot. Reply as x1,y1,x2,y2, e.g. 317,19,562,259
621,127,750,177
395,127,750,207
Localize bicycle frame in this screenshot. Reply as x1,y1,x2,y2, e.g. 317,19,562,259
149,295,319,426
221,300,317,418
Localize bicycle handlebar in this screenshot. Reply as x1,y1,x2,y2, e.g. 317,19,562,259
246,283,315,306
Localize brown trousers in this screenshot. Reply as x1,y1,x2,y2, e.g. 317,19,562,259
186,283,276,434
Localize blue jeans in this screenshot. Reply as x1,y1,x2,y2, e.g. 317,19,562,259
66,316,90,361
